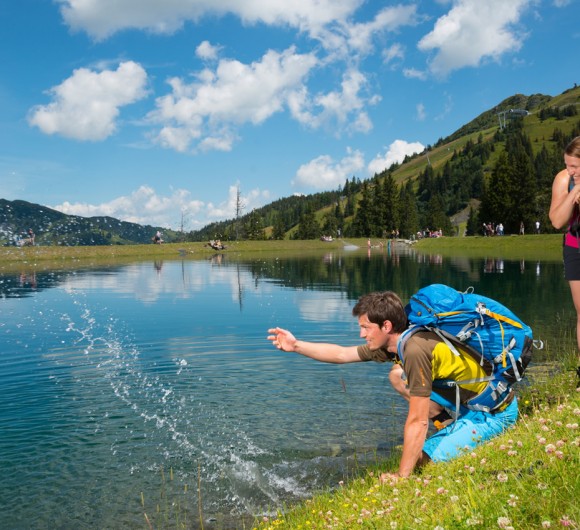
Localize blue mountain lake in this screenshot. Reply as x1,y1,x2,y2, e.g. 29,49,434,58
0,244,572,528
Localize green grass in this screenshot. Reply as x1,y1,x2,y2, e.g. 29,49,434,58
412,234,563,261
0,234,564,274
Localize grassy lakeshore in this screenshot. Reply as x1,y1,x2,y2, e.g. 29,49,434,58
412,234,563,261
0,234,564,273
252,366,579,530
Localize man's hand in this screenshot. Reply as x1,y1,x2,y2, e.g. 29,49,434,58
267,327,297,352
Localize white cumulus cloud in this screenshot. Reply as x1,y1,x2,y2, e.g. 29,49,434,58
28,61,148,141
418,0,531,77
148,46,318,153
289,68,379,134
196,40,221,61
294,148,365,190
53,186,204,228
205,183,271,220
368,139,425,175
57,0,362,41
52,183,270,229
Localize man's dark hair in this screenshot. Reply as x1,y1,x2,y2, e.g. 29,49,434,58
352,291,408,333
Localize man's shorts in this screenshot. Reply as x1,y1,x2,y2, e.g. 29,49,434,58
422,398,518,462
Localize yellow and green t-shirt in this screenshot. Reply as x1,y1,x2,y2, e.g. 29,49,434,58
357,330,489,405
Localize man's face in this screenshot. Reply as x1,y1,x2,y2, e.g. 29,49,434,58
358,314,389,350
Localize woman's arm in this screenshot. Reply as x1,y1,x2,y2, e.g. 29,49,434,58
549,169,580,229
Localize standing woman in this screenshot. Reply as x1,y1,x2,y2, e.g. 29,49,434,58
549,136,580,385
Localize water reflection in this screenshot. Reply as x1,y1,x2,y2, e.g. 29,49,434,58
0,245,574,529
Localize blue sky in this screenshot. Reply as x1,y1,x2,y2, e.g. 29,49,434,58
0,0,578,231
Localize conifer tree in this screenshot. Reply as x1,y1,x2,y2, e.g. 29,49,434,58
272,214,286,240
398,181,419,238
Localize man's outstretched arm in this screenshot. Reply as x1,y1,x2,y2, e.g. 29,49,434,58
267,327,362,364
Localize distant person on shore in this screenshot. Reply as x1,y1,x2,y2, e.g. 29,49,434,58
267,291,518,479
519,221,525,235
549,135,580,385
153,231,163,244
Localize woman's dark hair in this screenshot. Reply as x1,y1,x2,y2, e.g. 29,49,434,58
352,291,408,333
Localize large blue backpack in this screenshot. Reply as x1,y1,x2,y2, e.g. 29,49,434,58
397,284,538,415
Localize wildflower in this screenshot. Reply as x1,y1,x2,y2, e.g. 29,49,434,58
556,440,566,447
555,451,564,459
469,466,476,474
507,450,517,456
434,526,445,530
437,487,447,494
559,515,574,526
537,482,548,490
497,472,508,483
517,441,523,447
497,516,511,528
450,495,459,502
573,408,580,416
507,494,518,507
545,444,556,454
480,458,487,465
538,437,547,445
566,423,578,429
541,521,551,528
390,522,397,529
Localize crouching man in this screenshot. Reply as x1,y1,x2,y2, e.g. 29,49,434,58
267,291,518,479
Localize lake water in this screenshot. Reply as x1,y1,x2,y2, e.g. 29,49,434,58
0,243,573,529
